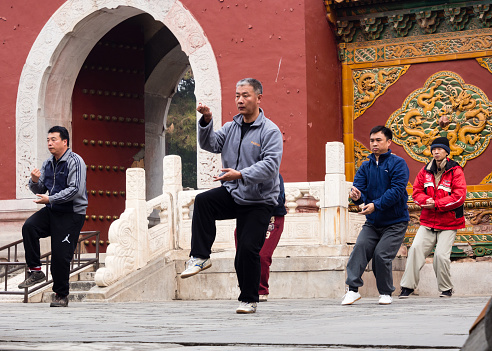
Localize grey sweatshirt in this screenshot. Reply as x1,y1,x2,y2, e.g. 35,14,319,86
198,108,283,206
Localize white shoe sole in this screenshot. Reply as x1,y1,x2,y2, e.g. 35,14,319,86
341,296,361,305
379,301,392,305
236,309,256,314
180,262,212,279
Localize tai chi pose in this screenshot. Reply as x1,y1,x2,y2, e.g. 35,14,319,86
18,126,87,307
180,78,283,314
342,126,409,306
399,137,466,298
234,174,287,302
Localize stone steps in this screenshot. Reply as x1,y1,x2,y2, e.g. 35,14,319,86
32,252,492,303
41,264,102,303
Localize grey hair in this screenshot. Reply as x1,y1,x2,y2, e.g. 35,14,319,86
236,78,263,95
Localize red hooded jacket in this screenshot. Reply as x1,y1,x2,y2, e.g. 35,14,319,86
412,158,466,230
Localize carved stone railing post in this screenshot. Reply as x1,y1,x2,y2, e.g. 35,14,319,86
163,155,182,249
95,168,148,287
125,168,149,268
322,142,350,245
163,155,183,196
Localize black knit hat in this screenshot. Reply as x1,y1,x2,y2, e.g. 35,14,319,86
430,137,450,154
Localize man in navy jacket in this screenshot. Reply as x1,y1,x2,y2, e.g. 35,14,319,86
18,126,87,307
180,78,283,314
342,125,409,306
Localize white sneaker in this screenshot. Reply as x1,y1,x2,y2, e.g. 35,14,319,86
379,294,393,305
236,301,257,314
180,257,211,279
259,294,268,302
341,289,361,305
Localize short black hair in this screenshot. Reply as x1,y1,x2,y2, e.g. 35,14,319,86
48,126,70,147
236,78,263,95
370,125,392,140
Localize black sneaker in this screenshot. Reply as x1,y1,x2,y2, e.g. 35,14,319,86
18,271,46,289
440,289,453,298
50,294,69,307
398,287,414,299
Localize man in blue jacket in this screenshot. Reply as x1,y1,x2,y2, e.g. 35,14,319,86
18,126,87,307
180,78,283,314
342,125,409,306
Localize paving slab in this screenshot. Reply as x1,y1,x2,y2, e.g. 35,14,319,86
0,296,489,351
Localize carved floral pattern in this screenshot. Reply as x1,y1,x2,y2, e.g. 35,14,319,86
339,29,492,65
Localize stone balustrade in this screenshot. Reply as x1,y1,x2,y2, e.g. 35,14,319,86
95,142,355,287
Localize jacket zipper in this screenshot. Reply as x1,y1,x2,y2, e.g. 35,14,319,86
51,159,57,195
234,125,250,189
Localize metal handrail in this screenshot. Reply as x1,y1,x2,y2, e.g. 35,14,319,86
0,231,100,303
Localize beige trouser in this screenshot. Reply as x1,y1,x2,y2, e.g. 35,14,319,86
400,226,457,292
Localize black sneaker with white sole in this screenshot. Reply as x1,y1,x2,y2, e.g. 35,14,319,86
399,287,414,299
50,294,69,307
18,271,46,289
440,289,453,297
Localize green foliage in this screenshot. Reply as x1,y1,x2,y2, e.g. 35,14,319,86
166,70,197,188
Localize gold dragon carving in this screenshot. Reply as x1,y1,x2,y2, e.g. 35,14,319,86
480,172,492,184
354,139,371,171
387,71,492,166
353,66,410,119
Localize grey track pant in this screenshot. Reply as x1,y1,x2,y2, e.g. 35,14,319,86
400,226,456,292
345,221,408,295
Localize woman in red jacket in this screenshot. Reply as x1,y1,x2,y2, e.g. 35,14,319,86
399,137,466,298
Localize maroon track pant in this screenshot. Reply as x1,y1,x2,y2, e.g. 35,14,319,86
235,215,285,295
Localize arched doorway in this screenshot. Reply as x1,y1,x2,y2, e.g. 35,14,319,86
16,1,222,251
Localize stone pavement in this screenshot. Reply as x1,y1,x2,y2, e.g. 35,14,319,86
0,296,489,351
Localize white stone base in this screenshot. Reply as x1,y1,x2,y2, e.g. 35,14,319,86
74,251,492,302
355,259,492,298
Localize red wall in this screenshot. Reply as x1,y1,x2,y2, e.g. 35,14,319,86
0,0,341,200
305,0,342,180
0,0,65,199
184,0,341,181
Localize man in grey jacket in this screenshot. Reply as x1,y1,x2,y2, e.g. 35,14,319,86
180,78,283,314
18,126,87,307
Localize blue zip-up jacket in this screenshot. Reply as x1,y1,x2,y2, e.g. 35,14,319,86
273,174,287,217
199,108,283,206
353,149,409,227
29,148,88,215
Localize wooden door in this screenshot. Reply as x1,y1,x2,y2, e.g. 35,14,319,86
72,20,145,253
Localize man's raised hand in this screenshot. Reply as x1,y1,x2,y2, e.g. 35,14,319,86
197,103,212,123
31,168,41,183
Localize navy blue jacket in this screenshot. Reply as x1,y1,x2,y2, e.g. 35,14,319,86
29,148,88,215
273,174,287,217
353,149,409,227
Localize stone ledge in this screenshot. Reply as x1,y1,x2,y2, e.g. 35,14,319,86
85,257,176,302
